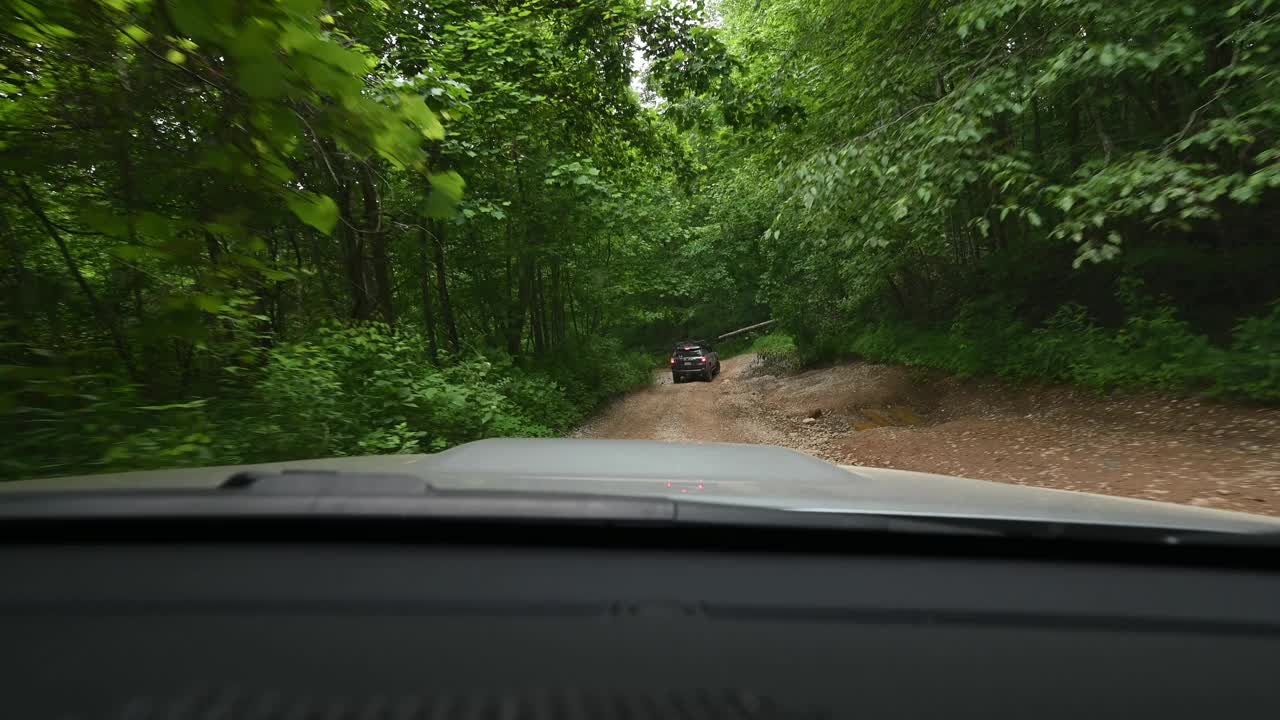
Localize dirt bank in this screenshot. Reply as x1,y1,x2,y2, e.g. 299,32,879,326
574,354,1280,517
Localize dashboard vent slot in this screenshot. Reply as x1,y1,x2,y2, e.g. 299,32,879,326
109,688,825,720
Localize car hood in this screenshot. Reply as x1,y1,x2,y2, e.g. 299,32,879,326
5,437,1279,534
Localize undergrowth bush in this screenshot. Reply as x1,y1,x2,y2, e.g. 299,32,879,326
1219,304,1280,403
536,336,654,411
750,333,801,374
829,282,1280,403
242,326,652,461
1,325,654,479
715,336,754,359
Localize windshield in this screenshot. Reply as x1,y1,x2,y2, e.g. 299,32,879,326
2,0,1279,524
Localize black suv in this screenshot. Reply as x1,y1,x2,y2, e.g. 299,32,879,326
670,341,721,383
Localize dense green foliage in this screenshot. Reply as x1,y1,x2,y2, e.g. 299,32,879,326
843,284,1280,400
11,324,650,473
698,0,1280,400
5,0,1280,478
0,0,739,478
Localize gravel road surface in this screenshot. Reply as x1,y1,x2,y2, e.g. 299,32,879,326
575,354,1280,517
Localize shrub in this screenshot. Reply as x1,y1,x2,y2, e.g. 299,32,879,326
1217,304,1280,403
1,325,660,478
750,333,801,373
825,284,1280,404
243,325,638,461
715,336,754,359
537,336,654,411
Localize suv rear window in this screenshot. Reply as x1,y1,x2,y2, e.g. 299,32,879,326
674,348,705,358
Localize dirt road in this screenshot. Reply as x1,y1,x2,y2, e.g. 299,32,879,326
574,354,807,448
575,354,1280,517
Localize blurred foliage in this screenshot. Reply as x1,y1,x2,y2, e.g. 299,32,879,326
2,324,653,476
0,0,726,479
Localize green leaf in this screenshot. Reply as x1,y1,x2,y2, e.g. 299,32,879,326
192,294,224,313
81,205,128,237
305,40,372,77
424,171,465,219
401,95,446,140
136,398,210,412
428,171,466,202
109,245,165,262
121,25,150,44
237,61,290,99
168,0,221,40
286,192,339,235
282,0,324,19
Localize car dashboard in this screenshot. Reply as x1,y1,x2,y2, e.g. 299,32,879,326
2,518,1279,719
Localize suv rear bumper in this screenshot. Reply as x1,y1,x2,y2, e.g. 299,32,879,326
672,367,712,379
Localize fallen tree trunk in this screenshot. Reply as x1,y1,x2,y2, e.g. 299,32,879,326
717,319,777,341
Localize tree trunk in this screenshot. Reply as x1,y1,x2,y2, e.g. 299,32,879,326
1086,94,1114,163
516,253,535,354
418,226,440,363
266,231,284,337
116,116,147,329
0,205,29,338
309,228,339,317
530,263,546,356
504,221,524,355
886,275,909,314
551,261,565,345
1068,101,1083,169
1031,95,1044,161
337,173,371,322
568,275,581,338
431,221,460,352
362,165,394,327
